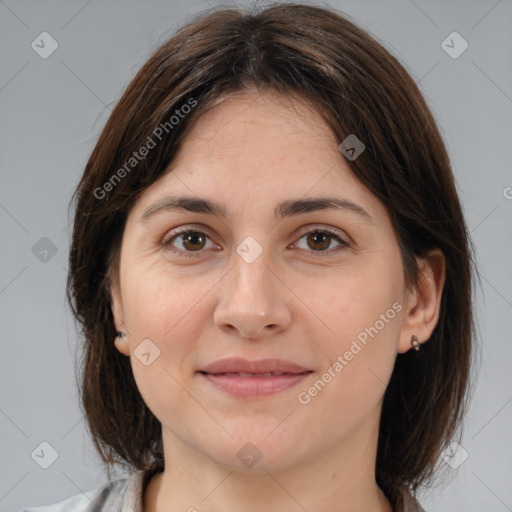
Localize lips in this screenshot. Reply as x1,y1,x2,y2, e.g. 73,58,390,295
198,357,311,375
197,358,312,397
215,372,289,377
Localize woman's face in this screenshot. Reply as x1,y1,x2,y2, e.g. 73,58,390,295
111,88,423,472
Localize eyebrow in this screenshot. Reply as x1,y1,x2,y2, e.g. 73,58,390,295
139,195,375,225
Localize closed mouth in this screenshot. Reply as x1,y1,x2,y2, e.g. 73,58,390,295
199,371,312,377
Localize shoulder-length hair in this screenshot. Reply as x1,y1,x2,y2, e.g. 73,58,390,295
67,3,477,509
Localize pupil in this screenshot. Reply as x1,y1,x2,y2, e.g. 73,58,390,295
184,232,205,250
308,232,330,250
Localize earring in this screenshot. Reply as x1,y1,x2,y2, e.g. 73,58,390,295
411,334,421,351
116,331,127,342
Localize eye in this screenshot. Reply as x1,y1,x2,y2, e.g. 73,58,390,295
163,229,218,257
292,228,349,255
162,226,349,258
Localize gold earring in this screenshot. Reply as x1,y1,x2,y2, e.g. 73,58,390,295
411,334,420,351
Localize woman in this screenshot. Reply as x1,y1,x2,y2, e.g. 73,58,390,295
21,3,476,511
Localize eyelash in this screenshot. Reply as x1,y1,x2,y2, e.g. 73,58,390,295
161,226,349,258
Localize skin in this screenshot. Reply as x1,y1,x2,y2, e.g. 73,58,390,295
111,88,445,512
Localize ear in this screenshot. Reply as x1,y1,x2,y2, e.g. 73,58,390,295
110,277,130,357
398,248,446,353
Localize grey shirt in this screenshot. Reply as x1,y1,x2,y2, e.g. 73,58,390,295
20,470,426,512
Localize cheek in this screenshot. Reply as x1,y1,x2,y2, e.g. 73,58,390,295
121,262,222,386
122,268,211,417
122,260,211,336
291,260,403,338
293,261,404,400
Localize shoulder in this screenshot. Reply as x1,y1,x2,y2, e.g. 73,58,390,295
18,471,147,512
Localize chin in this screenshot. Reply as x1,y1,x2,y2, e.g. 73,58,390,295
205,436,305,474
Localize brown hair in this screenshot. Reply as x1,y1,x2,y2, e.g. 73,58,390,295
67,3,477,509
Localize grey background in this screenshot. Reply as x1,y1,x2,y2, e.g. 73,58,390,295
1,0,511,510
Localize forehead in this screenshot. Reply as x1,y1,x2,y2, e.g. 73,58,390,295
177,89,335,169
129,88,379,220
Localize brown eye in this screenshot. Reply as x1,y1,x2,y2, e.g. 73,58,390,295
294,229,349,255
163,229,217,257
306,232,332,251
180,231,207,251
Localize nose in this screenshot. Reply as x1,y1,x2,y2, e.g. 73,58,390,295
213,251,292,339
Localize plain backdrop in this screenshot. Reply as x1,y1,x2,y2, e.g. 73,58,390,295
1,0,511,511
